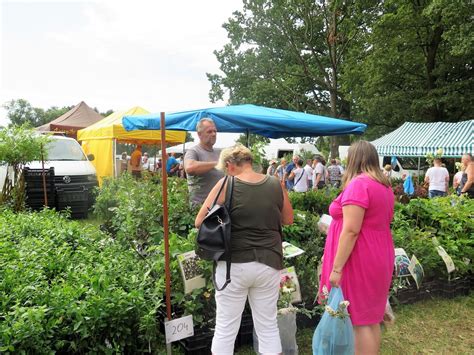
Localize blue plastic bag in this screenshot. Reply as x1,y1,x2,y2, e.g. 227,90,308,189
312,287,354,355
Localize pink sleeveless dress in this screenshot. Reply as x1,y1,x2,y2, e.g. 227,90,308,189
320,174,395,325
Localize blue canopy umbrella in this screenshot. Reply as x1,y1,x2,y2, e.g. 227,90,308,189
122,104,367,137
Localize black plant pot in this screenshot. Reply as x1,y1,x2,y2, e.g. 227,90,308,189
235,313,254,348
442,279,464,299
395,285,419,305
418,280,440,301
179,327,214,355
295,305,321,329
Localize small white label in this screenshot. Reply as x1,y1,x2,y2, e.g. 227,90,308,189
435,246,456,273
164,315,194,344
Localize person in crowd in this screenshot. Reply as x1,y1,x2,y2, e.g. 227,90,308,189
304,158,314,189
178,159,186,179
142,152,150,171
130,144,143,179
284,155,299,191
424,158,449,198
327,159,342,188
166,152,179,176
453,163,464,196
383,164,392,179
120,152,128,175
319,140,395,355
195,144,293,355
460,153,474,197
288,158,309,192
267,160,277,176
184,118,224,206
312,155,327,189
336,158,345,175
155,157,162,171
275,158,287,182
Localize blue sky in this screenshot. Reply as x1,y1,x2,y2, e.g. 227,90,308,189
0,0,242,145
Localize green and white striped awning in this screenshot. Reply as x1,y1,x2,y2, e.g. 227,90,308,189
372,120,473,157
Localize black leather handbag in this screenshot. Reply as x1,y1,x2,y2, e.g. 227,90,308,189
196,176,234,291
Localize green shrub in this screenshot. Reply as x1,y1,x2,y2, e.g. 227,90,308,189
392,196,474,279
93,174,198,254
282,210,326,305
0,209,164,353
289,188,340,215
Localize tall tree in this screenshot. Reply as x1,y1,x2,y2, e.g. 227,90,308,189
343,0,474,139
208,0,381,157
3,99,42,127
3,99,72,127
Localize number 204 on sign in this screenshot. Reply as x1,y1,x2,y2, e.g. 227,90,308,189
164,315,194,343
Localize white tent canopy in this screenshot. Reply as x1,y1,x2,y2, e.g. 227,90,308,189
372,120,473,157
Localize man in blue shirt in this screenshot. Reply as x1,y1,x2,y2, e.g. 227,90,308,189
285,155,299,190
166,153,179,176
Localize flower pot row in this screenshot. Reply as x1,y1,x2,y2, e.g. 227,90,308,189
394,275,472,305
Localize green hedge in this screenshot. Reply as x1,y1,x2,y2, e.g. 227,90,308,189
3,177,472,351
0,209,164,353
289,188,340,215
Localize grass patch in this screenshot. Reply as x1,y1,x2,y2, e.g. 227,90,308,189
235,294,474,354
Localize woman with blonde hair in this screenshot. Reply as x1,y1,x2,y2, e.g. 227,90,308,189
195,144,293,355
319,140,394,355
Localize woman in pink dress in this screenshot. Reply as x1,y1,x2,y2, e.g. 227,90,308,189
319,140,395,354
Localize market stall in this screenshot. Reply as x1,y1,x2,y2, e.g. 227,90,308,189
77,107,186,185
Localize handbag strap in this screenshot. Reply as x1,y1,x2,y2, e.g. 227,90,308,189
210,175,228,209
212,176,234,291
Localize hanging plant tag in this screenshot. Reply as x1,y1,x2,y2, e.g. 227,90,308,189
165,315,194,344
177,251,206,293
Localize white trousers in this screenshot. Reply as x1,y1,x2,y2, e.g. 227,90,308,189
211,261,282,355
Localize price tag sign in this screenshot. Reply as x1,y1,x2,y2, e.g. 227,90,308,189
164,315,194,344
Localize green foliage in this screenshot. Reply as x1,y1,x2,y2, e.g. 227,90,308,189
289,188,341,216
0,125,51,211
2,99,72,127
94,175,217,327
392,196,474,279
161,230,217,327
0,209,164,353
282,210,326,305
0,125,50,167
344,0,474,138
93,174,198,254
236,133,269,148
208,0,377,156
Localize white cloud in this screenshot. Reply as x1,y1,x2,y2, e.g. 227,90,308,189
0,0,242,128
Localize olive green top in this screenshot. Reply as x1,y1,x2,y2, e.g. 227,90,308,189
229,175,284,270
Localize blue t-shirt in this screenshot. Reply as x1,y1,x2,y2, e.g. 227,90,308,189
285,162,295,190
166,156,178,173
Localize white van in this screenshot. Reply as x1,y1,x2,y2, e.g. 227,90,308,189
2,135,98,218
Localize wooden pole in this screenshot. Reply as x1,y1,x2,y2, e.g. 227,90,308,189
160,112,172,322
